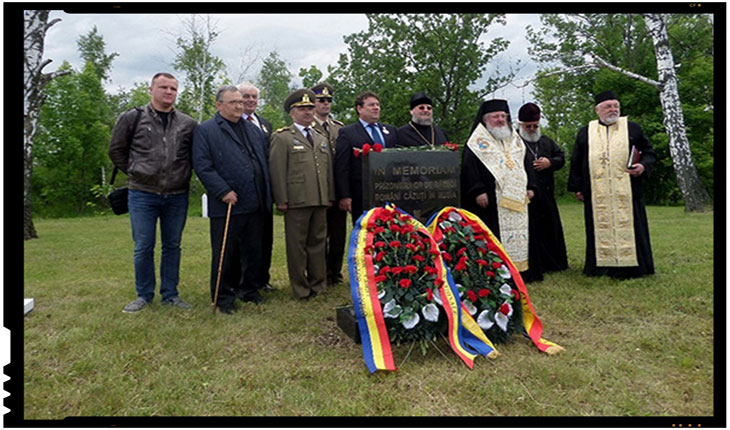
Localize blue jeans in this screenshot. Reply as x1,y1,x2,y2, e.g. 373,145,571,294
128,190,189,302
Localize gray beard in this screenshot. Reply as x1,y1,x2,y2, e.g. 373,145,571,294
411,115,433,126
602,114,619,125
518,127,540,143
487,124,513,141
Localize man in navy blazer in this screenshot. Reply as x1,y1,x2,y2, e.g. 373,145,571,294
193,86,272,313
334,90,399,224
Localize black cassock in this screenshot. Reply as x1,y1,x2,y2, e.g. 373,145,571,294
567,120,656,278
460,141,543,282
397,122,449,148
522,135,569,273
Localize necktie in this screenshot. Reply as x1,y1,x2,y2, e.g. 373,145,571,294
368,124,383,146
247,115,254,122
304,127,314,145
322,121,329,136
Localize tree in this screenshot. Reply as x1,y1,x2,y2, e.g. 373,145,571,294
299,65,323,89
34,62,112,215
24,10,70,239
256,50,294,129
76,25,119,82
526,13,712,212
328,14,514,145
171,14,226,122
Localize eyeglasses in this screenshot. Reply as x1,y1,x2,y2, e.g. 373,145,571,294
316,98,333,103
223,100,245,106
522,124,539,130
417,105,433,111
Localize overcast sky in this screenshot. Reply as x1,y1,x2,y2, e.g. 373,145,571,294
43,11,544,116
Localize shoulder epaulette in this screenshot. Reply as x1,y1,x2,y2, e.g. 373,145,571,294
275,127,289,133
332,119,345,126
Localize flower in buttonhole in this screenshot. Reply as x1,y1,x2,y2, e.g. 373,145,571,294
402,312,420,329
362,143,372,155
422,303,439,322
373,143,383,152
353,147,361,157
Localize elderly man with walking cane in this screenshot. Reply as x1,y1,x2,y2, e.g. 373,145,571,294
193,86,272,314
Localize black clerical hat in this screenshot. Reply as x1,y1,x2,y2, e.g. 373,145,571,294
410,92,432,109
594,91,619,105
483,99,510,115
518,102,541,122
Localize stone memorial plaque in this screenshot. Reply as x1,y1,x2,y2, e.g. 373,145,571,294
362,150,460,223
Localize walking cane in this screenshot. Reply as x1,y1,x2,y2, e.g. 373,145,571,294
212,202,233,313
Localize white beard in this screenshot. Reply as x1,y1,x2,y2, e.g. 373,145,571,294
487,124,513,141
412,115,433,126
518,127,540,143
601,113,619,125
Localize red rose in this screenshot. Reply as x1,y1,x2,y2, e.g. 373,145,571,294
478,288,490,297
512,289,520,300
374,241,386,248
401,224,414,233
373,143,383,152
441,252,452,262
476,259,488,266
486,271,495,277
392,266,404,275
467,290,477,302
412,254,425,262
374,275,387,283
374,226,385,234
375,251,386,262
499,302,511,315
353,148,361,157
389,224,401,234
455,261,467,271
364,245,373,253
390,240,402,248
457,247,467,257
491,261,501,269
379,266,391,275
428,249,440,256
405,243,418,252
362,143,371,155
424,266,438,275
399,278,412,288
434,278,444,287
439,242,447,250
426,288,434,301
476,247,487,254
405,265,418,274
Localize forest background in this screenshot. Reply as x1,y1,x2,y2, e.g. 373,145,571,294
28,11,715,220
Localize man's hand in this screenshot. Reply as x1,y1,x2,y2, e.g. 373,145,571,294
527,190,535,200
627,163,645,177
339,198,352,213
533,157,552,171
575,191,584,202
222,191,238,205
277,203,288,213
476,193,488,208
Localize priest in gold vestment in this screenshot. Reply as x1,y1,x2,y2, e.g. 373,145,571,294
568,91,656,278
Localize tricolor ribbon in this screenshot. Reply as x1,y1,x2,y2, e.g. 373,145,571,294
349,204,497,373
427,207,564,355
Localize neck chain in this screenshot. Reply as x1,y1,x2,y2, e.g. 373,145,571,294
524,139,539,159
409,121,435,149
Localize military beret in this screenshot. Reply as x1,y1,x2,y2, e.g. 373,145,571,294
410,92,432,109
594,90,619,106
518,102,541,122
284,89,316,113
311,83,334,99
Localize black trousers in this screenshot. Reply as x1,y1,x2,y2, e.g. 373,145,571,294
209,211,264,309
326,205,348,282
261,209,273,285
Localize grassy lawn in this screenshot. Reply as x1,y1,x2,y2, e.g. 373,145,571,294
21,203,714,419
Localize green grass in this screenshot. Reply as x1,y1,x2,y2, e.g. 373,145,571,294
22,203,714,418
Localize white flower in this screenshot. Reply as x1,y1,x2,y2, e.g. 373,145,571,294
500,284,512,297
447,211,463,222
422,303,439,322
377,289,386,300
477,310,494,330
495,312,510,332
497,266,511,279
383,299,402,318
432,290,443,306
373,264,380,273
439,220,452,230
463,301,477,316
402,313,420,329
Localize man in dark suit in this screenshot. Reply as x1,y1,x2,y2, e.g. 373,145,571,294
193,86,271,313
238,82,275,293
335,90,399,225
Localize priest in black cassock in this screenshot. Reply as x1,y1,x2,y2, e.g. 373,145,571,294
397,92,449,148
518,102,569,273
460,99,542,282
567,91,656,278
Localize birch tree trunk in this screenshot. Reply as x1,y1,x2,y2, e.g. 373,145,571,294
644,13,711,212
24,10,69,239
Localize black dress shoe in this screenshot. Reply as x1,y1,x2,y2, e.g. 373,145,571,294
217,306,237,314
261,283,276,292
242,292,265,304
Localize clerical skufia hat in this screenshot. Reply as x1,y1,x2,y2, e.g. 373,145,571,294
594,90,619,105
284,89,316,113
518,102,541,122
483,99,510,115
311,83,334,99
410,92,433,109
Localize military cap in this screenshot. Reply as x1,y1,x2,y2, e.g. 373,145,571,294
311,83,334,99
518,102,541,122
410,92,433,109
594,90,619,106
284,89,316,113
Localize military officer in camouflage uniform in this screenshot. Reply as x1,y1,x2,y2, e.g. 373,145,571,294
269,89,335,300
310,83,347,286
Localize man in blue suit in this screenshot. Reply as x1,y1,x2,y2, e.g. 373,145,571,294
193,86,272,314
334,91,399,224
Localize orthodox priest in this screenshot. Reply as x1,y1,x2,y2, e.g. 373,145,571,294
460,99,541,282
567,91,656,278
518,102,568,273
398,92,449,148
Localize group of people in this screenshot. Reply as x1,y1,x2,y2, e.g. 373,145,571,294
109,72,655,315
